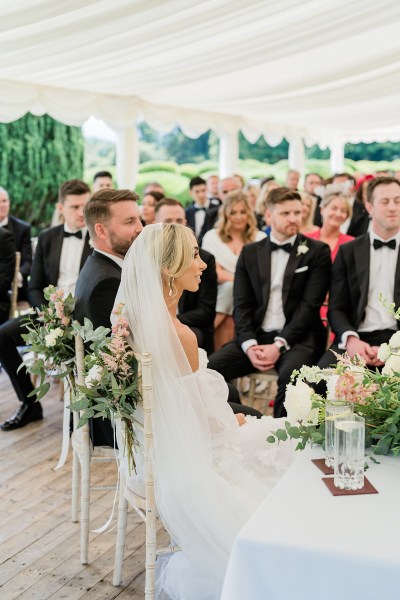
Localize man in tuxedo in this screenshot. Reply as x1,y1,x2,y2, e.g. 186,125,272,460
198,176,241,244
0,228,16,324
0,186,32,300
208,187,331,418
320,176,400,368
74,189,143,446
156,197,217,353
185,177,221,238
0,179,91,431
92,170,114,192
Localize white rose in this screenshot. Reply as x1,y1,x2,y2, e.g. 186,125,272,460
377,343,391,362
296,244,309,256
382,354,400,376
45,332,57,347
389,331,400,349
53,327,64,339
284,380,314,423
84,364,104,388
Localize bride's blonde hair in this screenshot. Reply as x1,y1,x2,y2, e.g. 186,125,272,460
159,223,197,296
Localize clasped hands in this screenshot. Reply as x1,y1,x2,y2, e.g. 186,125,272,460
246,343,280,371
345,336,383,367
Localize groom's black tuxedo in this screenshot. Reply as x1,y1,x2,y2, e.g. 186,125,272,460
328,233,400,342
74,251,122,331
208,234,331,417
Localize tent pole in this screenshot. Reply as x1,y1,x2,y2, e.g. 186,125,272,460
219,131,239,178
115,125,139,190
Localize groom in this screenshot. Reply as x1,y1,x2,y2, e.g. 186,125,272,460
208,187,331,418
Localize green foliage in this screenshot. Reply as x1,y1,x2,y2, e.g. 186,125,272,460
239,132,289,163
135,172,192,205
0,113,84,232
138,160,178,174
84,138,116,171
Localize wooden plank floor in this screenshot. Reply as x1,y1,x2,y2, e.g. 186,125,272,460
0,369,169,600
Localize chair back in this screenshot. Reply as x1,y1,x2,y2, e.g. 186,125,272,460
9,251,21,318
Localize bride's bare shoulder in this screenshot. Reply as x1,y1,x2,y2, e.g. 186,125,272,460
174,321,199,371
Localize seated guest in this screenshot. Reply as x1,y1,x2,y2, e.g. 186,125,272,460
244,182,260,211
299,192,319,235
143,181,165,195
285,169,300,191
141,190,164,226
0,186,32,301
185,176,221,237
206,174,220,204
93,170,114,192
202,191,266,350
255,179,279,232
198,176,241,243
304,188,354,335
355,174,375,206
208,187,331,418
320,176,400,369
0,228,16,324
0,180,91,431
155,197,217,354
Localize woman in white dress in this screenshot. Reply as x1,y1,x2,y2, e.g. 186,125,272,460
114,223,295,600
202,191,266,350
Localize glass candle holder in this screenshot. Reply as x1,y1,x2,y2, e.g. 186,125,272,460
325,400,353,467
334,414,365,490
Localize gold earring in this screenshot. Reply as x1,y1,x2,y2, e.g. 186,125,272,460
168,277,175,297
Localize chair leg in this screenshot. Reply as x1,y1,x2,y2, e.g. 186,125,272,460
80,449,90,565
145,487,157,600
113,484,129,586
71,447,80,522
248,376,256,407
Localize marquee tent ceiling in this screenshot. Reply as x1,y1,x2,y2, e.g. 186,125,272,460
1,0,400,146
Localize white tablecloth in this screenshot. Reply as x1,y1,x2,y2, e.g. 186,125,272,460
221,446,400,600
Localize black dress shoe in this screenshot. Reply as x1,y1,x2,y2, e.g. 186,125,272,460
0,402,43,431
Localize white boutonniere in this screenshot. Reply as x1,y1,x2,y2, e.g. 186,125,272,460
296,241,309,257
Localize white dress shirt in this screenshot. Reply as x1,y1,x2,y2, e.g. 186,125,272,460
57,226,87,297
241,234,297,353
340,231,399,346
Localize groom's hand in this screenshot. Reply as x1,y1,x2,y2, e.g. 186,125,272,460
247,344,279,371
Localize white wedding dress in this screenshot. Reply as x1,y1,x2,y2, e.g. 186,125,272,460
113,225,295,600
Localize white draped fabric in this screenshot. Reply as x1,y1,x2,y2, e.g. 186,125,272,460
1,0,400,146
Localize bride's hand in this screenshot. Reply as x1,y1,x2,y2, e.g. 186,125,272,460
236,413,246,426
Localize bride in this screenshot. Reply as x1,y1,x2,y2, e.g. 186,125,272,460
113,223,295,600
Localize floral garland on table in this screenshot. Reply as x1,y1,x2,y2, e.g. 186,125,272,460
70,304,141,471
268,300,400,458
21,285,76,400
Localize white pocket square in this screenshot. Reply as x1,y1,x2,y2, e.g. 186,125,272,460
294,266,309,274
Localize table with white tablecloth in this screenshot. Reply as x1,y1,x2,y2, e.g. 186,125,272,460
221,446,400,600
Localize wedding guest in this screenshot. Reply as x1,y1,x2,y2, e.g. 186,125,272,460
143,181,165,195
208,187,331,418
355,174,375,206
141,190,164,226
285,169,300,191
304,188,354,334
185,177,221,237
198,176,241,243
320,176,400,369
254,179,279,232
93,170,114,192
0,186,32,301
0,228,15,324
244,182,260,211
206,174,220,203
299,192,319,235
0,179,91,431
202,191,266,350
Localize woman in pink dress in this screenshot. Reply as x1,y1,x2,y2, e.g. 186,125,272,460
305,188,354,337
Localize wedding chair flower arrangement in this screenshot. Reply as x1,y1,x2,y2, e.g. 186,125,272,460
268,301,400,458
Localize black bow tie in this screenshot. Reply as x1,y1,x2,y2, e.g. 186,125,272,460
194,206,206,212
64,230,83,239
270,241,292,253
373,239,396,250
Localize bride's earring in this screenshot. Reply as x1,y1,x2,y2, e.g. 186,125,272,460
168,277,175,297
